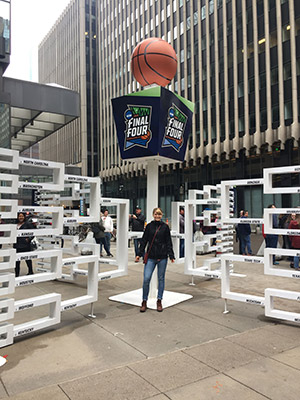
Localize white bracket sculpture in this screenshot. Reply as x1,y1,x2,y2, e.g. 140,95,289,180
61,255,98,310
221,254,264,306
0,148,19,170
13,293,61,338
184,185,233,279
170,201,185,261
64,174,100,223
265,289,300,323
263,165,300,194
0,173,18,194
220,178,264,225
15,250,62,287
220,167,300,324
18,157,65,191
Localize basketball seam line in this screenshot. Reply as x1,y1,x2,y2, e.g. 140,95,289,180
143,41,176,83
136,42,150,86
132,52,177,63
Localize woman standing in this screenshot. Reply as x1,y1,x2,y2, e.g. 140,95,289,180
135,207,175,312
14,213,35,277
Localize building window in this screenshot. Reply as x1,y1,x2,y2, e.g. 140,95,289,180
180,49,184,62
238,117,245,133
180,21,184,35
174,25,177,39
284,102,292,120
271,67,278,84
181,77,185,91
238,82,244,97
282,24,290,42
201,5,206,20
187,16,191,30
283,63,291,80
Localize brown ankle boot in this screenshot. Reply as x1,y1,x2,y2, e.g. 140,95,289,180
140,300,147,312
157,299,163,312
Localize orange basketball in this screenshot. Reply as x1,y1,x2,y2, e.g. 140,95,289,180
131,38,177,87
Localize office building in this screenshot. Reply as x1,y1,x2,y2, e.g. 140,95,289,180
38,0,300,217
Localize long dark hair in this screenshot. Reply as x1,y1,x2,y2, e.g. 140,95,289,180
17,212,27,223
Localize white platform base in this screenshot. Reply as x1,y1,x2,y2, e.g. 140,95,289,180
109,288,192,309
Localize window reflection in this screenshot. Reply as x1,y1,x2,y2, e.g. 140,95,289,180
0,0,10,54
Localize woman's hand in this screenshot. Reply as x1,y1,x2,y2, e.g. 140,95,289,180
135,256,140,263
171,258,175,263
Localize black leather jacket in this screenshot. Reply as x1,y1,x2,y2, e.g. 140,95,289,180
138,220,175,260
130,213,145,232
14,221,35,252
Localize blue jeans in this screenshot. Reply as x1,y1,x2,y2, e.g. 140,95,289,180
241,235,252,255
265,235,278,264
96,238,110,256
101,232,111,254
134,238,141,257
180,238,184,258
142,258,168,301
294,256,299,269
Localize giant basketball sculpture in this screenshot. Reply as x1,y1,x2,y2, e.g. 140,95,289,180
131,38,177,87
112,38,194,162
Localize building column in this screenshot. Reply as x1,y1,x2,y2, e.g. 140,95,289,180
289,0,300,141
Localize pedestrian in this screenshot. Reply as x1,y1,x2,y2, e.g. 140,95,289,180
14,212,35,277
135,207,175,312
265,204,279,265
235,210,244,254
129,205,146,257
91,218,112,257
179,206,185,257
288,213,300,270
279,214,292,260
101,209,114,257
237,210,252,255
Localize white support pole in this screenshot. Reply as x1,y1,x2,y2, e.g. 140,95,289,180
146,159,159,300
146,160,159,221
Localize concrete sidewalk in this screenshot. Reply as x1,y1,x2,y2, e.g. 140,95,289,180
1,238,300,399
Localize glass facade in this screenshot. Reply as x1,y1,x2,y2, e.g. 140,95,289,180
39,0,300,217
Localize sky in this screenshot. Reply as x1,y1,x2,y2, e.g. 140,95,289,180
4,0,71,82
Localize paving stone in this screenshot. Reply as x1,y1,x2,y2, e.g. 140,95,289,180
0,380,7,399
1,312,145,396
226,326,298,356
144,395,169,400
60,366,159,400
272,345,300,370
184,338,263,372
226,357,300,400
264,323,300,343
94,307,237,357
76,293,139,320
176,297,269,332
165,373,266,400
129,350,216,392
7,385,68,400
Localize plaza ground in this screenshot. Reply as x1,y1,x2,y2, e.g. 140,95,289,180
1,233,300,399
